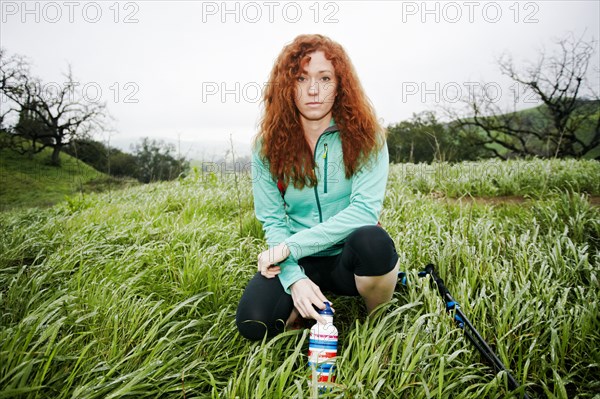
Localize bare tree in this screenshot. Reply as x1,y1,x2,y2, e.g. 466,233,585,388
0,50,30,130
447,32,599,159
0,49,108,165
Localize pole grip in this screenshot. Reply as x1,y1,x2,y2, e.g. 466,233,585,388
425,264,450,299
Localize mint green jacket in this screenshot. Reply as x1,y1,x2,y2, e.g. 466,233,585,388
251,119,390,294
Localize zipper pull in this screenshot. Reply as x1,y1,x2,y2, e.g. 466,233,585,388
322,143,328,159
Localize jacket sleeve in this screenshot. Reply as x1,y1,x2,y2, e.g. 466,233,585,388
283,140,389,261
251,146,307,294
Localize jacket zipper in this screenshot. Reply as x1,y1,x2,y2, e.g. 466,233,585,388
312,132,330,223
323,143,328,194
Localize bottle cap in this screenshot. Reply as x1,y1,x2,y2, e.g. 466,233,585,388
318,301,334,316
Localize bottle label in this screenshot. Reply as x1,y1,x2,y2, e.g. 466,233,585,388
308,325,338,387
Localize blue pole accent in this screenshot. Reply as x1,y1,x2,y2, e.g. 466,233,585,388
398,271,407,286
454,313,465,329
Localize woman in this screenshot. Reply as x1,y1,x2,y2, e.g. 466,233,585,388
236,34,399,341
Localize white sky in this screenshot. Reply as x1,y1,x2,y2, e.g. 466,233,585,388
1,0,599,159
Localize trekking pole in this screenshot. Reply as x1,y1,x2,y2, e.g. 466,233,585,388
398,265,531,399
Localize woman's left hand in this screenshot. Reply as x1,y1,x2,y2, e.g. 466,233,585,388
257,243,290,278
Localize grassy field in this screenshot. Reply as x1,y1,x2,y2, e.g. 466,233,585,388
0,147,136,211
1,159,599,398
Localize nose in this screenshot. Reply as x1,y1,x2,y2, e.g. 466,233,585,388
308,79,319,96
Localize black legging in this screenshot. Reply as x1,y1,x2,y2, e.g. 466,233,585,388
236,225,399,341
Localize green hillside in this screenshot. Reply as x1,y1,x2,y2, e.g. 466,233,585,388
0,147,136,211
1,159,599,398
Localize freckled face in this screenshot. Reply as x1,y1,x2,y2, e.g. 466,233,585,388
294,51,337,123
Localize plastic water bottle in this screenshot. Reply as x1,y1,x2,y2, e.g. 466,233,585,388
308,302,338,393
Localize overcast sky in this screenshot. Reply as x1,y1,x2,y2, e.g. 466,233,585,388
1,0,599,159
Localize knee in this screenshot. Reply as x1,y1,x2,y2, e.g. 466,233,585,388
235,302,287,341
236,317,269,342
348,225,388,244
347,225,398,277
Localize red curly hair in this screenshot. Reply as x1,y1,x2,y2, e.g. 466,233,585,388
255,34,385,189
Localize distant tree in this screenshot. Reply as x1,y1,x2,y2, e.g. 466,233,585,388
0,48,108,165
387,111,490,163
447,33,600,159
132,137,189,183
109,150,138,178
0,50,28,129
14,101,55,151
64,138,137,178
0,129,11,149
64,138,109,170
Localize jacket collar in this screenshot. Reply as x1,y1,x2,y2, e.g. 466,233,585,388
323,117,338,134
322,124,339,134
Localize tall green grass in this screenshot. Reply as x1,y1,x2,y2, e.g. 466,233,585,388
1,160,599,398
395,158,600,198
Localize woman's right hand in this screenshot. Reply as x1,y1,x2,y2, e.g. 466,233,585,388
290,278,332,324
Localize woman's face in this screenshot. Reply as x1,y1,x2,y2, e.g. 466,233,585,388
294,50,337,124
